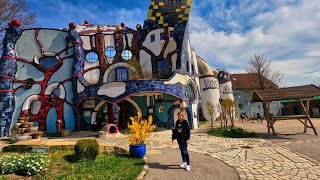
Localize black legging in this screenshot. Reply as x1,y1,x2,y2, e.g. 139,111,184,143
177,138,190,165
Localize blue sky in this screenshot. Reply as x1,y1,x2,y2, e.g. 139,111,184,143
26,0,320,86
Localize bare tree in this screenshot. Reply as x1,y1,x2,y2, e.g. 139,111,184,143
246,54,284,89
246,54,284,126
221,98,235,128
0,0,36,53
206,101,220,129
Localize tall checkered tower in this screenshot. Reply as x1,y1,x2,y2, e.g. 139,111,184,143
147,0,192,27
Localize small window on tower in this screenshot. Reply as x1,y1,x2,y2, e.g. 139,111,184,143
170,31,174,37
160,32,165,40
150,34,155,42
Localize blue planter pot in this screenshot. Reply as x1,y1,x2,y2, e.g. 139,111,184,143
129,144,146,158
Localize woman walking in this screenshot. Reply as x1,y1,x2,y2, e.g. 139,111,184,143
172,112,191,171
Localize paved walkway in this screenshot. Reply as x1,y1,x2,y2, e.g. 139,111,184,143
144,148,239,180
4,123,320,180
236,119,320,163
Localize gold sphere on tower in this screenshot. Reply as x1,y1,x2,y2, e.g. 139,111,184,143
136,24,141,30
97,26,104,33
116,26,122,32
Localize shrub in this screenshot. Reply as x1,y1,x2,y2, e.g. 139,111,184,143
2,145,33,153
207,126,255,138
0,153,49,176
74,139,99,161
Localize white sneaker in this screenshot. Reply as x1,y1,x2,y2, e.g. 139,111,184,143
186,165,190,171
179,162,187,168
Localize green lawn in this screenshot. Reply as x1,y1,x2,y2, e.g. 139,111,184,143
207,126,255,138
0,147,144,180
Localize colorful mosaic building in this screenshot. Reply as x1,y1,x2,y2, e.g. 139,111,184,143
0,0,233,136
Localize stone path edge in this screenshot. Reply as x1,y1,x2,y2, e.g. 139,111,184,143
281,145,320,166
136,156,149,180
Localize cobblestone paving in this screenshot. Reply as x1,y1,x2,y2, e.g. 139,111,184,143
145,127,320,180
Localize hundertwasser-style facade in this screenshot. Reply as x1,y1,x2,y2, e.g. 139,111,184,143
0,0,233,136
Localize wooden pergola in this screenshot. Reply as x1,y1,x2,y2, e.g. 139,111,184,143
252,84,320,136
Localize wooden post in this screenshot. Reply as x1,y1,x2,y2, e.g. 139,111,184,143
304,98,310,133
263,102,276,135
299,99,318,135
268,102,276,136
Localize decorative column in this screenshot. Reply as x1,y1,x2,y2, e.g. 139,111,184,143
0,20,22,136
112,103,120,125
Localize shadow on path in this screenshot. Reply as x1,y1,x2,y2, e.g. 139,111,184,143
144,148,239,180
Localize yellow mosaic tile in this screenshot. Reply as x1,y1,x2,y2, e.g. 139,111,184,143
184,8,190,14
147,10,153,19
150,17,156,21
159,17,164,24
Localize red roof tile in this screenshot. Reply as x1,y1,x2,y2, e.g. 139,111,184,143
230,73,278,90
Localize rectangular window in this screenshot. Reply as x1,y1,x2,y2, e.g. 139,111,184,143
164,14,170,21
149,96,154,107
160,32,165,40
176,0,181,2
158,59,171,79
170,31,174,37
191,64,195,76
186,61,189,72
168,0,173,4
151,34,155,42
115,67,128,82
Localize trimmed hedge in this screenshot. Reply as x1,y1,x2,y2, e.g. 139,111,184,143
74,139,99,161
2,145,33,153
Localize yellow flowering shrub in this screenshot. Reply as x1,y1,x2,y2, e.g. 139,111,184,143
128,112,156,145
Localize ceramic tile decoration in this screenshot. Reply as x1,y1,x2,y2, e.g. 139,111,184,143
0,0,233,136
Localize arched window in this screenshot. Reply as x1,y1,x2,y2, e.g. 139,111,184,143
188,83,197,104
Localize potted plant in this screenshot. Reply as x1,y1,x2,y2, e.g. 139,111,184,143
128,112,156,158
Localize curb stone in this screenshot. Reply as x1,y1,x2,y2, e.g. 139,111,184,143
280,145,320,165
136,156,149,180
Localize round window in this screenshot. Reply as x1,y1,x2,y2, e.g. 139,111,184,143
86,52,98,63
105,47,116,58
121,50,133,60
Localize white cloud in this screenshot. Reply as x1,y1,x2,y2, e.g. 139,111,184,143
189,0,320,86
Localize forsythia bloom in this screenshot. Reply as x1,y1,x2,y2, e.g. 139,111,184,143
128,112,156,145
